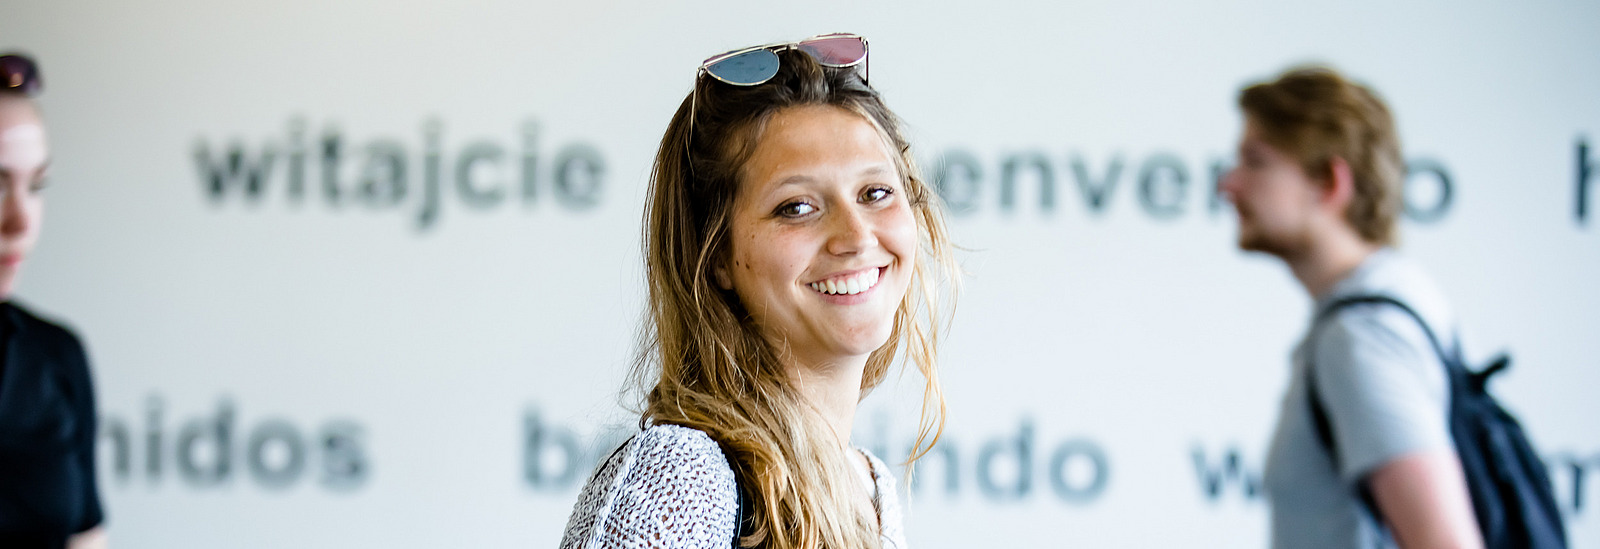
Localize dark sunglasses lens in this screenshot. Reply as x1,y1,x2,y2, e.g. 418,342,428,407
0,56,39,94
797,36,866,66
705,49,780,86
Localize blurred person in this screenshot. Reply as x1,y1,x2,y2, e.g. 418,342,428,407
1221,66,1482,549
559,33,957,549
0,53,108,549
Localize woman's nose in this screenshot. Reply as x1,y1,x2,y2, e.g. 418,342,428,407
0,188,31,239
825,206,877,256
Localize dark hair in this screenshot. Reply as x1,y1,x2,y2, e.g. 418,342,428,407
0,54,42,97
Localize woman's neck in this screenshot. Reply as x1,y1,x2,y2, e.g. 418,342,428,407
783,350,886,528
783,350,869,450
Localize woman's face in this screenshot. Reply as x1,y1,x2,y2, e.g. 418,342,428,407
719,104,917,369
0,96,47,298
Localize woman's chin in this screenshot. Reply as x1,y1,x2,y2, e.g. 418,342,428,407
824,323,897,359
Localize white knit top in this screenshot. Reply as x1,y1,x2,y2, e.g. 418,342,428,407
559,424,907,549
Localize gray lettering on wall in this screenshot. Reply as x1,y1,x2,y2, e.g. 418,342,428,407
1138,153,1188,219
195,118,607,232
176,400,233,486
929,148,1456,224
1071,153,1123,215
1403,159,1454,224
104,400,1591,515
195,143,276,202
456,141,508,209
554,144,606,209
1209,159,1232,213
1192,443,1262,501
360,139,409,207
247,420,306,489
858,413,1110,505
1578,136,1594,225
977,419,1033,499
320,421,368,490
1049,439,1109,503
523,409,583,489
521,409,631,492
931,150,983,214
99,395,368,491
521,409,1114,506
1000,152,1054,213
1548,451,1600,513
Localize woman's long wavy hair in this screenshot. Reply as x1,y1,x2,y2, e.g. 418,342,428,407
632,48,958,549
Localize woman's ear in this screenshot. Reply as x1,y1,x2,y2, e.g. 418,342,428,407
713,262,733,290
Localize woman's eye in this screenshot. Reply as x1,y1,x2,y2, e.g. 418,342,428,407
861,187,892,203
776,201,816,217
29,176,49,194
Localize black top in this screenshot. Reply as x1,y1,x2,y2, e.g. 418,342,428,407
0,301,103,547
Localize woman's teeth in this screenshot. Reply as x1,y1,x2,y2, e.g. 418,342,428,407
809,268,880,296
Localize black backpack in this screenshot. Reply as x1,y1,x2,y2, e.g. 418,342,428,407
1307,295,1568,549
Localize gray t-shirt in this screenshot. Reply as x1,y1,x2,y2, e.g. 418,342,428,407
1263,249,1457,549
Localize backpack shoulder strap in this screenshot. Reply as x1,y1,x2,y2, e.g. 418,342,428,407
1308,294,1467,449
1305,294,1456,523
733,478,753,548
1307,294,1455,451
1314,295,1454,362
713,439,754,548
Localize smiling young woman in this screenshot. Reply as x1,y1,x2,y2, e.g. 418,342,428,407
559,34,959,549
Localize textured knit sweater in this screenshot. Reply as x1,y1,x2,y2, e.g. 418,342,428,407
560,424,906,548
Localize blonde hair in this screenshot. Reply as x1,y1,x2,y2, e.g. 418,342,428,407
632,49,958,549
1239,65,1405,245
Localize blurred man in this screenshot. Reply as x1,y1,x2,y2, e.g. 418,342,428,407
1221,66,1482,549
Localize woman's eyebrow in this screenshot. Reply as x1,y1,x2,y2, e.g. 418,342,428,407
760,162,897,197
858,165,893,178
770,174,817,189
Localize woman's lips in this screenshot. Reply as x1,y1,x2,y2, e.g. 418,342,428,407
807,267,882,296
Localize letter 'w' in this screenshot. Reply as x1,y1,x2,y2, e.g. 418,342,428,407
1192,444,1261,501
195,142,276,202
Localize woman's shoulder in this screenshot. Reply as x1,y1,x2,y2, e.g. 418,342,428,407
620,424,738,503
857,447,901,492
4,301,85,352
0,301,94,407
560,423,739,549
632,424,731,462
857,447,908,549
858,447,892,475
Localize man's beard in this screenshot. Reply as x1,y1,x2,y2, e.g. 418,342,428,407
1236,213,1312,262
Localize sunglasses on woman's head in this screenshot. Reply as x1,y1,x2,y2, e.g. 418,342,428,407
688,33,869,152
698,33,869,87
0,54,41,96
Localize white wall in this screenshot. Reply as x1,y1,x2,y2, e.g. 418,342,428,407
2,1,1597,547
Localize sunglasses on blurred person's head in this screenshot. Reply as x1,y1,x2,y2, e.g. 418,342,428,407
0,54,42,96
